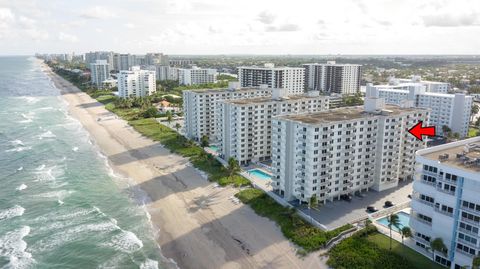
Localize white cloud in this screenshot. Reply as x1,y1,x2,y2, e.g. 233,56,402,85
257,11,276,24
422,13,479,27
58,32,78,43
266,23,300,32
80,6,116,19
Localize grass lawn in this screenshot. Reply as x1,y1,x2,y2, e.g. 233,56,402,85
367,233,444,269
328,227,445,269
236,188,353,253
129,118,250,187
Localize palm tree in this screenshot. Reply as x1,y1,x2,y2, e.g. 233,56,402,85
400,226,412,245
308,194,318,223
430,237,447,260
200,135,209,147
387,214,401,250
472,255,480,269
471,104,479,121
166,112,173,126
226,157,240,178
174,123,181,133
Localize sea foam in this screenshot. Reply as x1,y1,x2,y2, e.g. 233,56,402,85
0,205,25,221
0,226,35,269
16,184,27,191
106,231,144,253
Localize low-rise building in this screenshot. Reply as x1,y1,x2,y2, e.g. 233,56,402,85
410,137,480,269
178,67,217,85
271,97,428,203
220,90,329,165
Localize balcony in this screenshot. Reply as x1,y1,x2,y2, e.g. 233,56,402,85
410,215,432,227
460,217,480,227
434,207,453,218
412,197,434,208
436,187,456,196
456,238,478,249
461,206,480,216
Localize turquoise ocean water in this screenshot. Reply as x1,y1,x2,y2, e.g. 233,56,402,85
0,56,168,269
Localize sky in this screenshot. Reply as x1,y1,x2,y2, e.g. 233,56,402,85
1,0,480,55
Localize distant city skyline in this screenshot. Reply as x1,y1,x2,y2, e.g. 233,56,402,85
1,0,480,55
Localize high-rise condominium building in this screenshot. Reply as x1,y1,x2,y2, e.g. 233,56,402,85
303,61,362,95
183,83,271,142
220,90,329,165
410,137,480,269
85,51,114,70
366,83,473,137
117,66,156,98
146,53,169,66
178,67,217,85
113,53,135,71
271,97,428,203
154,65,178,81
238,63,305,95
90,60,110,87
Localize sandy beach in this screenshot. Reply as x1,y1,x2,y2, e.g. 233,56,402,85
44,64,327,269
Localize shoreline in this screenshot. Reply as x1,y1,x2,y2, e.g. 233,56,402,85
43,62,327,269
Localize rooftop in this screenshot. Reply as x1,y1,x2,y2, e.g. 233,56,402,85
223,94,326,105
238,66,304,70
421,138,480,173
274,105,423,125
187,87,272,94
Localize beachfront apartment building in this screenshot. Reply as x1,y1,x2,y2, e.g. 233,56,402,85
90,60,110,87
271,97,428,203
396,76,450,93
117,66,156,98
410,137,480,269
303,61,362,95
178,67,217,85
219,90,329,165
366,83,472,138
183,83,271,142
238,64,305,95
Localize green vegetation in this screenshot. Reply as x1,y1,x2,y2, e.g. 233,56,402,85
340,93,364,107
328,226,444,269
217,74,238,81
236,188,353,253
128,118,249,187
469,127,480,138
387,214,401,250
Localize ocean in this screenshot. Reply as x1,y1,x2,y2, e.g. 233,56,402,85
0,56,167,269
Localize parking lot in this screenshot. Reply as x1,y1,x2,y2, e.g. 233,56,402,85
297,180,413,230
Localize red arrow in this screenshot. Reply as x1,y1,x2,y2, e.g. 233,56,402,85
407,121,436,141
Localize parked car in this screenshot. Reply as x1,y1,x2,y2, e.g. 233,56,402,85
340,194,352,202
366,206,378,213
384,201,394,208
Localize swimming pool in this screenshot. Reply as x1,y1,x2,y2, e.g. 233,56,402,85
248,169,272,180
208,145,219,152
376,211,410,232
